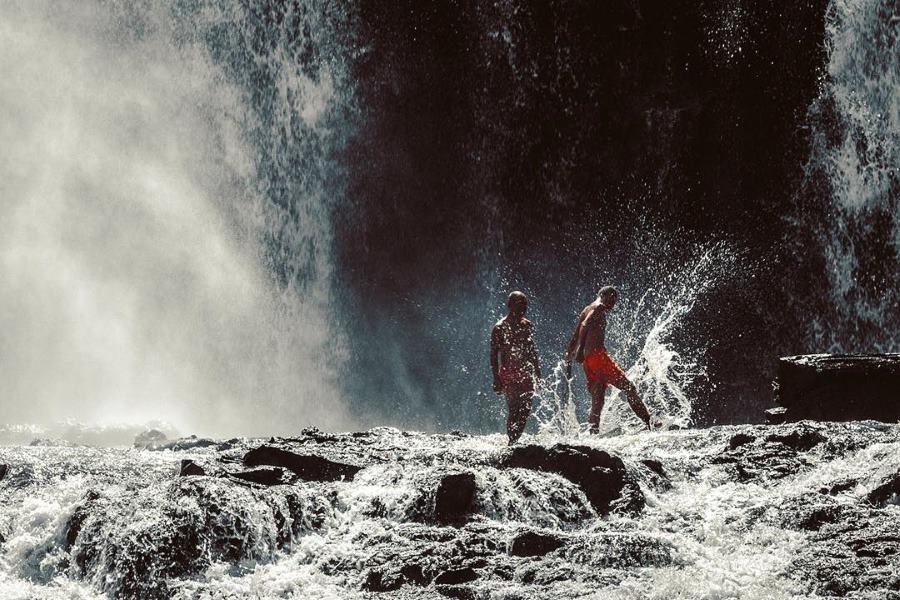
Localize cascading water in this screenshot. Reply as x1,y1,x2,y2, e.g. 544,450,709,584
0,0,356,435
1,423,898,598
800,0,899,353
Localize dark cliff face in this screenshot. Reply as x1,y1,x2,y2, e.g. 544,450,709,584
333,0,829,428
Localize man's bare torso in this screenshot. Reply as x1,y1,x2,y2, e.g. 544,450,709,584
576,301,607,360
491,316,536,373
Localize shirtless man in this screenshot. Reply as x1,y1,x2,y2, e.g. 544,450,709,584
490,291,542,444
564,286,655,432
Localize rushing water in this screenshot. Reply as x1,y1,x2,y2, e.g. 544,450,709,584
0,422,898,599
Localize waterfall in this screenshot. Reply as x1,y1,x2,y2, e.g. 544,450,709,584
800,0,899,353
0,0,357,435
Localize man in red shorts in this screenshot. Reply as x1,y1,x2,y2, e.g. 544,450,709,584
490,291,542,444
564,286,655,432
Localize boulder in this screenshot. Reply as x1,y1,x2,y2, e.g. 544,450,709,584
765,427,825,451
434,473,476,526
501,444,644,514
728,433,755,449
0,464,7,482
229,468,285,486
434,567,478,585
773,354,900,422
362,570,403,592
244,445,361,481
765,407,789,424
179,460,206,477
866,471,900,507
509,531,565,557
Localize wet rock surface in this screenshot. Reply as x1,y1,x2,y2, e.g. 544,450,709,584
501,444,644,514
0,422,897,598
434,472,477,525
775,353,900,422
509,530,565,557
243,444,363,481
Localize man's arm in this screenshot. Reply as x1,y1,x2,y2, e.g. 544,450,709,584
490,325,503,393
525,322,541,380
563,310,585,362
573,308,596,363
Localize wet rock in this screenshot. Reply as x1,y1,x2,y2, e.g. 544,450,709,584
434,473,476,525
134,429,168,449
229,467,285,486
179,460,206,477
509,531,565,557
243,445,361,481
790,507,900,597
774,353,900,422
65,490,101,550
399,563,430,586
765,427,825,451
0,464,7,481
638,459,672,492
434,567,478,585
70,478,304,599
362,570,403,592
560,532,674,568
640,458,666,476
764,407,789,424
435,584,476,599
159,435,218,451
713,424,824,481
728,432,755,449
866,470,900,507
819,478,857,496
501,444,644,514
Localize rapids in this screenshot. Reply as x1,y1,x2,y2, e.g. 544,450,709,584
1,422,898,599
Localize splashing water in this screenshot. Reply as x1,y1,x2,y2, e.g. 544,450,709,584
609,242,741,431
534,361,582,438
535,241,740,437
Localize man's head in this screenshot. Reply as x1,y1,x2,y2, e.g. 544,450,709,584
507,291,528,317
598,286,618,309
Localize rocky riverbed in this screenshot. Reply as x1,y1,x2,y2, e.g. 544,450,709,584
0,422,898,599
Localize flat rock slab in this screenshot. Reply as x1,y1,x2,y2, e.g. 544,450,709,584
243,445,362,481
774,353,900,422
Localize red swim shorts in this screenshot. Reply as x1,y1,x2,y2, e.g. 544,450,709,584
582,349,626,387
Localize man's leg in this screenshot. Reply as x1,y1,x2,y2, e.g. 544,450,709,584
506,387,532,444
587,381,607,433
609,374,651,428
